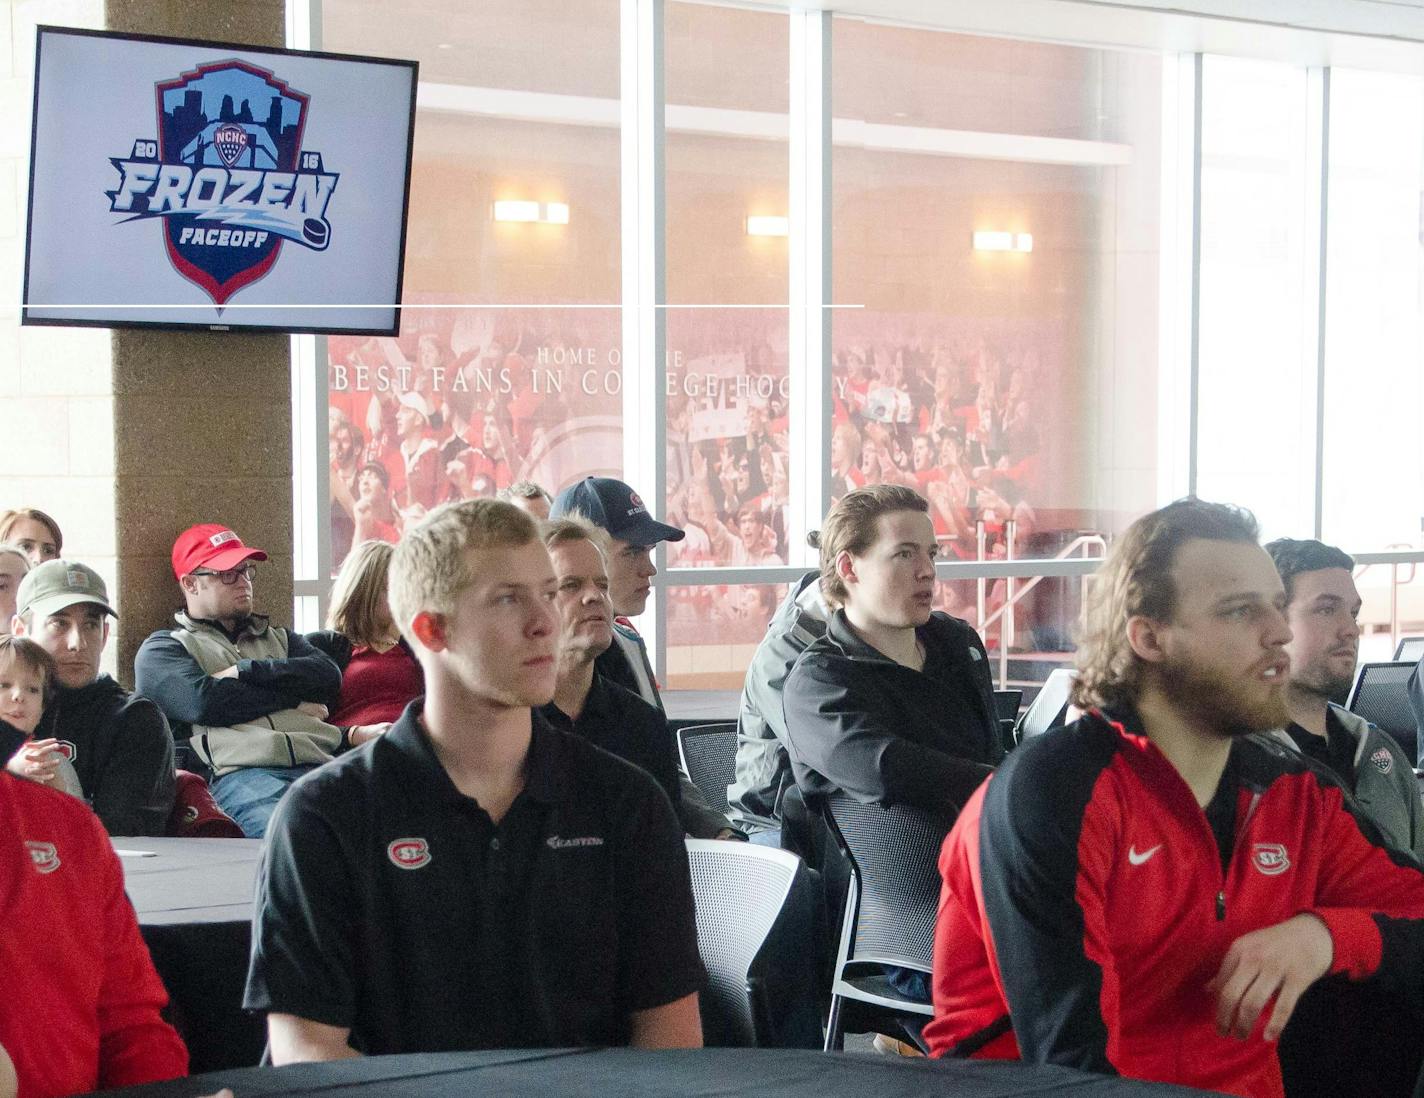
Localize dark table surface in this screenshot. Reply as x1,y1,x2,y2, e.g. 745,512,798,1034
98,1046,1216,1097
115,837,266,1073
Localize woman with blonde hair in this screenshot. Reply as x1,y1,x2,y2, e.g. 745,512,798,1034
315,539,423,727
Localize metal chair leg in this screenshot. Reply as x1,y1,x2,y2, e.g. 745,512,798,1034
824,994,845,1052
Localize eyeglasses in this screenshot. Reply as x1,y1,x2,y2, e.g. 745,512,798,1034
192,563,256,585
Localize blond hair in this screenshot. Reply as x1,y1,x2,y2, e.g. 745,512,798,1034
1072,498,1259,711
326,540,396,648
388,499,539,635
810,484,928,608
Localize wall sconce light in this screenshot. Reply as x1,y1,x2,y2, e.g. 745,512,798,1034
746,215,789,237
493,200,570,225
973,230,1032,253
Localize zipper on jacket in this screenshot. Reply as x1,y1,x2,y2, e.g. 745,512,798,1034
283,732,297,766
1216,791,1263,922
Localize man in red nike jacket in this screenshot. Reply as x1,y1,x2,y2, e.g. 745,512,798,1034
925,499,1424,1098
0,769,187,1097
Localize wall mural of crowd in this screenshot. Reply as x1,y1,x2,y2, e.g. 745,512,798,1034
327,303,1079,659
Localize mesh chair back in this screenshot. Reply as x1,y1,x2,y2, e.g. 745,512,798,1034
1348,662,1420,762
823,793,955,970
677,722,738,815
1016,667,1076,743
1394,637,1424,664
685,839,802,1047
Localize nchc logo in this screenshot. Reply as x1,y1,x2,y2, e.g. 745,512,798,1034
105,59,339,307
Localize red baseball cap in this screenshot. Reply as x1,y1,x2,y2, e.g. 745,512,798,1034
171,524,268,579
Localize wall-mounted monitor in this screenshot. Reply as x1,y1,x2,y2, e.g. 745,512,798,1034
23,27,417,336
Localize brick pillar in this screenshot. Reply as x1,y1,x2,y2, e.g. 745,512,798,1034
105,0,291,686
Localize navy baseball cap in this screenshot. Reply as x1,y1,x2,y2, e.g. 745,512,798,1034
551,477,685,545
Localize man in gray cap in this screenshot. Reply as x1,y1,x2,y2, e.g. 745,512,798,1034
551,476,742,839
11,560,175,835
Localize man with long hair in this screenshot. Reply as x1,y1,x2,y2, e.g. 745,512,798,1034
924,498,1424,1098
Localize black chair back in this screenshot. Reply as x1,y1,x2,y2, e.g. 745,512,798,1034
993,689,1022,754
1015,667,1075,744
677,722,738,815
685,839,818,1048
823,793,954,972
1394,636,1424,664
1348,662,1420,764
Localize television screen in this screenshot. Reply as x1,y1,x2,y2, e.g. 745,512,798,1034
23,27,417,336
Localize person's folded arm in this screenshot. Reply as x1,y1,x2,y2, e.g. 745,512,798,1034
628,993,702,1049
235,631,342,709
134,632,287,726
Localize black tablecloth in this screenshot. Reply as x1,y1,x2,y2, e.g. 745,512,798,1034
115,837,265,1073
99,1046,1215,1097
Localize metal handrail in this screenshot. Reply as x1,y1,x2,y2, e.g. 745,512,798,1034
975,532,1107,687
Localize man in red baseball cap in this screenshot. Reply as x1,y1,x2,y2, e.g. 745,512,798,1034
134,524,388,837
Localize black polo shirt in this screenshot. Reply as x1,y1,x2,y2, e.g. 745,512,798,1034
539,673,681,809
244,700,702,1054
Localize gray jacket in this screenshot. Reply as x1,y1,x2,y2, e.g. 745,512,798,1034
727,572,828,834
1264,704,1424,860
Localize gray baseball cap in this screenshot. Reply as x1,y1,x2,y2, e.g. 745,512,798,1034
16,559,117,620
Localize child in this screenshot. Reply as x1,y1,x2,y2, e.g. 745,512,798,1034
0,636,82,799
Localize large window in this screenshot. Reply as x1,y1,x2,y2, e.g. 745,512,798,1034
831,19,1163,659
320,0,622,573
292,2,1424,677
1195,57,1318,542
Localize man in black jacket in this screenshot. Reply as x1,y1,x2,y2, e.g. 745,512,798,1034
550,476,743,839
11,560,174,835
783,485,1001,814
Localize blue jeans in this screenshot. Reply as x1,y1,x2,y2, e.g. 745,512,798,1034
212,765,317,839
748,829,784,849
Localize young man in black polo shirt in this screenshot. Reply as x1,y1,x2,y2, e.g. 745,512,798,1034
538,518,681,809
245,499,704,1063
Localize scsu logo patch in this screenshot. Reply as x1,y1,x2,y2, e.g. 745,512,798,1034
104,59,340,307
1370,747,1394,775
387,837,431,870
1251,843,1291,877
25,840,60,875
55,740,77,763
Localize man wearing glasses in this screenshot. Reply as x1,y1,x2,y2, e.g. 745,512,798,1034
135,525,387,837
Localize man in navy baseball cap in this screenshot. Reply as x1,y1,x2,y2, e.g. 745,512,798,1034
551,478,740,840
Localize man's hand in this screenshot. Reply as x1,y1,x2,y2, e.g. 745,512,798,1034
1208,913,1333,1041
713,828,742,841
348,723,390,747
295,701,330,720
6,739,64,786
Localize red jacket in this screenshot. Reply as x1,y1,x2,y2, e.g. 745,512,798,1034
0,773,188,1097
924,709,1424,1098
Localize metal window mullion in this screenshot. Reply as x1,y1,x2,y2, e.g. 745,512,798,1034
1311,68,1330,540
1188,52,1203,498
789,9,831,568
620,0,667,676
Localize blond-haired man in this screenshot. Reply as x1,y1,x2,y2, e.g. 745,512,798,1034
246,500,703,1064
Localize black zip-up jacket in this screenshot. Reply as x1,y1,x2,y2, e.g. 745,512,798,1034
33,675,176,836
782,609,1002,813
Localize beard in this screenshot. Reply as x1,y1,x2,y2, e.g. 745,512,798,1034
1293,659,1355,707
1157,651,1291,737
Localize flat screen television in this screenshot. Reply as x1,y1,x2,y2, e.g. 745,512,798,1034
23,27,417,336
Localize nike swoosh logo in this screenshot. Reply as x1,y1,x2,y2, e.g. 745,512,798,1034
1128,844,1162,866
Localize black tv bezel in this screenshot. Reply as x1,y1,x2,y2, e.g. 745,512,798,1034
21,25,419,338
